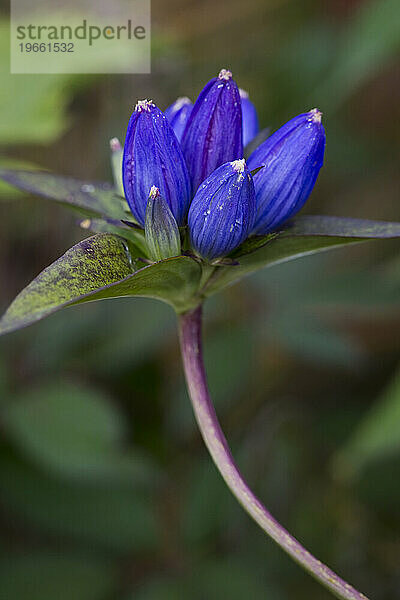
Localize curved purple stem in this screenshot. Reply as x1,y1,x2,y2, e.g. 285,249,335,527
178,305,369,600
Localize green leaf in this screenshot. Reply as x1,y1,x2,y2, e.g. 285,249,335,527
284,215,400,237
0,233,202,335
1,381,157,485
2,215,398,335
0,554,116,600
0,168,146,250
204,215,400,296
0,169,127,219
0,159,43,200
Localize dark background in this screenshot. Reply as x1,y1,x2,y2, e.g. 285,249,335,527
0,0,399,598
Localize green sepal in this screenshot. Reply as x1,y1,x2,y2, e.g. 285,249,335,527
145,190,181,261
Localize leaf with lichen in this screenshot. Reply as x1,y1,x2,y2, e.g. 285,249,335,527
0,234,202,335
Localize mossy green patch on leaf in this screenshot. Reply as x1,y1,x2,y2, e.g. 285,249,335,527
0,234,202,335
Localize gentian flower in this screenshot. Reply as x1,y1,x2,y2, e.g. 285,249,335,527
122,99,191,227
248,108,326,234
240,89,259,147
145,186,181,261
164,97,193,142
181,69,243,193
121,71,326,263
188,159,256,261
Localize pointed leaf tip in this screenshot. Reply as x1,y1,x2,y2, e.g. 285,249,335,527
204,215,400,296
0,234,202,335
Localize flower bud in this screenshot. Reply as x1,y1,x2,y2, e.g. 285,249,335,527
109,137,124,197
123,99,191,227
188,159,256,261
181,69,243,194
240,89,259,147
164,97,193,142
145,186,181,261
248,108,326,234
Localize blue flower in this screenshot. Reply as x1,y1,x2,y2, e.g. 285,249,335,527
122,99,191,227
181,69,243,194
240,89,259,147
164,97,193,142
188,159,256,261
122,72,326,262
248,109,326,234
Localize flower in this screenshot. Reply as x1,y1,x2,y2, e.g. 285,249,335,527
164,97,193,142
181,69,243,193
188,159,256,261
248,109,326,234
122,99,191,227
145,186,181,261
240,89,259,147
121,71,326,261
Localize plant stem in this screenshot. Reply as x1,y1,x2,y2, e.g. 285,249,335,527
178,305,369,600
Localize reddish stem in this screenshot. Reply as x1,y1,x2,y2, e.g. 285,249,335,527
178,305,369,600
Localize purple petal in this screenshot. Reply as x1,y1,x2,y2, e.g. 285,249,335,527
164,97,193,143
240,89,259,147
181,69,243,194
248,109,326,234
122,100,191,227
188,159,256,260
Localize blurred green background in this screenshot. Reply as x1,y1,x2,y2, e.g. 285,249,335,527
0,0,400,598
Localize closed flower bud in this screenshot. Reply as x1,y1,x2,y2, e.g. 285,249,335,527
123,99,191,227
248,108,326,234
145,186,181,261
181,69,243,194
188,159,256,261
109,137,124,197
164,97,193,142
240,89,259,147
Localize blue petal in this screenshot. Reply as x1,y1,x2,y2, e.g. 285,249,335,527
122,100,191,227
188,159,256,260
240,89,259,147
181,69,243,194
247,109,326,234
164,97,193,143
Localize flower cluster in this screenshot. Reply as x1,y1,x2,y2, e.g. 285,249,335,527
121,69,326,261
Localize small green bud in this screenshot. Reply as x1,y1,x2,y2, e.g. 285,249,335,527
145,186,181,261
109,137,124,197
